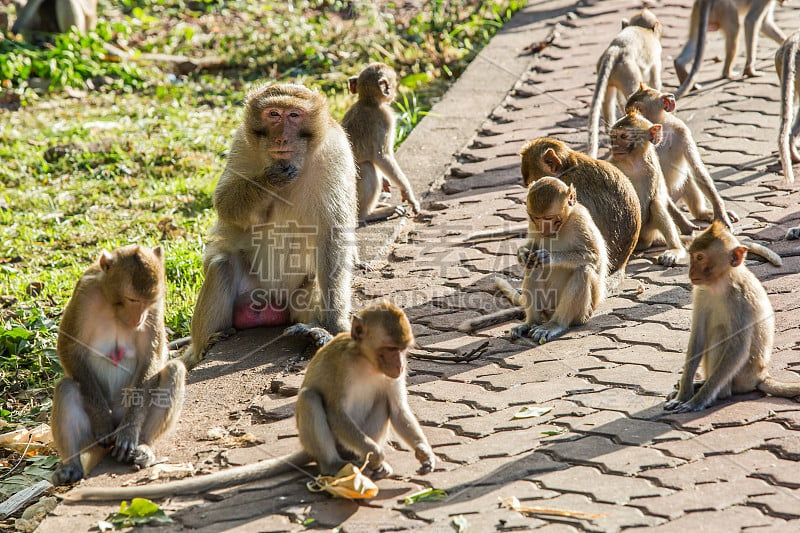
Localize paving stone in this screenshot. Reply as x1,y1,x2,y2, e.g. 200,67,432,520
437,429,541,464
570,388,667,417
751,454,800,488
640,450,780,490
542,435,684,475
593,344,685,373
742,520,800,533
603,322,690,353
749,489,800,519
761,434,800,460
422,451,567,491
630,478,775,520
579,364,676,396
653,422,791,461
536,465,670,504
554,410,691,445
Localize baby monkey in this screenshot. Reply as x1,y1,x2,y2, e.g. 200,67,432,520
343,63,421,223
495,177,607,343
665,222,800,412
51,245,185,485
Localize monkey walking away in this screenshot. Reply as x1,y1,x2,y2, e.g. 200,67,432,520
343,63,421,223
51,245,185,485
625,83,738,230
12,0,96,36
182,83,358,369
665,222,800,413
494,177,607,343
674,0,786,98
64,300,435,501
587,8,663,158
776,31,800,184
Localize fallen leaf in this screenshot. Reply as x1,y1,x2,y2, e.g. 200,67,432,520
512,406,552,419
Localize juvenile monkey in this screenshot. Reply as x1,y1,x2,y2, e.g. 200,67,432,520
64,301,435,501
12,0,96,36
183,84,358,369
494,177,607,343
519,138,641,274
665,222,800,412
775,31,800,183
609,111,688,266
588,8,663,158
625,83,737,229
674,0,786,98
342,63,421,223
51,245,185,485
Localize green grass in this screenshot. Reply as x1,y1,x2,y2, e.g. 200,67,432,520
0,0,526,424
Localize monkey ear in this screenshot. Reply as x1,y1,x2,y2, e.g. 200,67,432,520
152,246,164,260
543,148,562,173
348,77,358,95
730,246,747,267
567,184,577,206
99,250,115,271
662,94,676,112
638,81,647,91
351,315,365,340
649,124,663,145
621,18,630,29
379,79,391,97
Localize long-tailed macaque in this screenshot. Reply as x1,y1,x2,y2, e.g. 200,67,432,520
519,138,641,274
776,31,800,183
342,63,421,223
609,111,688,266
674,0,786,98
51,245,185,485
12,0,96,36
665,222,800,412
588,8,663,158
182,84,357,370
494,177,607,343
625,83,738,229
64,301,435,501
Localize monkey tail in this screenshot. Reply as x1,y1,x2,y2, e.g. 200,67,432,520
742,240,783,267
674,0,711,99
779,37,798,183
61,451,312,501
758,376,800,398
458,277,525,333
588,50,618,158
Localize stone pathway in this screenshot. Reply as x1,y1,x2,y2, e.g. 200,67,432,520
39,0,800,531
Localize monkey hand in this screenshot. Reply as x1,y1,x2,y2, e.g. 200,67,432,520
531,322,566,344
657,249,683,267
527,249,550,269
415,445,436,474
516,246,531,268
371,461,394,479
786,227,800,240
112,425,141,463
664,398,706,413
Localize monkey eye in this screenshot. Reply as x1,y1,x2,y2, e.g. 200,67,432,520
268,109,281,117
288,110,301,118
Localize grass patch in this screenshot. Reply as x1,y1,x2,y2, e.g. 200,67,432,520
0,0,526,424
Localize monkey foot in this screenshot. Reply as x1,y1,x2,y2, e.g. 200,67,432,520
531,323,566,344
743,67,763,78
133,444,157,468
657,250,684,267
53,463,85,485
283,323,333,347
663,399,704,413
786,227,800,240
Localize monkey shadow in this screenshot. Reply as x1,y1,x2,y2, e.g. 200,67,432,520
185,326,316,386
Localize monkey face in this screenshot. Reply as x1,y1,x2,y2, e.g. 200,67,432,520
116,294,155,329
610,128,638,156
377,345,406,379
532,214,563,237
262,107,306,160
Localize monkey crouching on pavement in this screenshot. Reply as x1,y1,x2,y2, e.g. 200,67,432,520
665,222,800,413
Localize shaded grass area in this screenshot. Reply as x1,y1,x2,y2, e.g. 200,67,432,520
0,0,526,423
